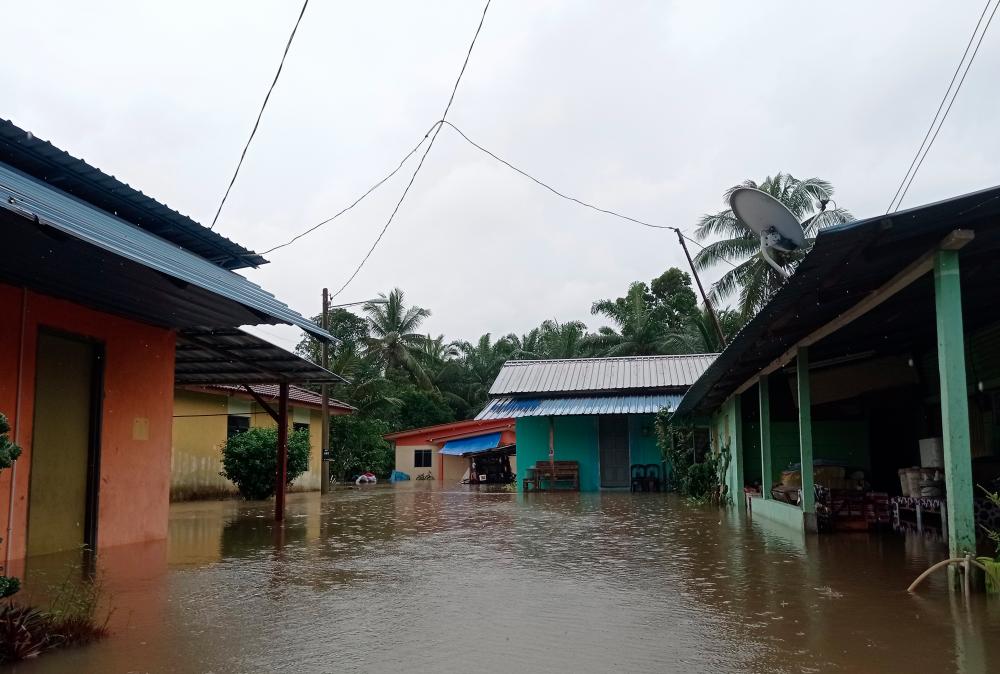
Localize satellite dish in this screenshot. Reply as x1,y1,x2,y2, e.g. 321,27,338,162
729,188,807,278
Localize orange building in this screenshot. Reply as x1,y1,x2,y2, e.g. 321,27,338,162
386,418,516,484
0,119,336,571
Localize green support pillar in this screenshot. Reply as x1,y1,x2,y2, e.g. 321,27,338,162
729,395,744,508
934,250,976,557
797,347,816,530
759,375,772,500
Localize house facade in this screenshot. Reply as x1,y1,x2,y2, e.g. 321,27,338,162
0,119,334,570
477,355,716,491
386,418,516,484
172,385,354,500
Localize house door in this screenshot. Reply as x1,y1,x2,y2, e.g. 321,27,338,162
598,415,630,488
26,331,103,557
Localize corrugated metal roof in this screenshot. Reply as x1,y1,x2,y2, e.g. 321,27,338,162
0,118,265,270
674,183,1000,417
0,163,331,341
488,355,717,396
191,383,355,412
476,394,682,420
175,328,343,385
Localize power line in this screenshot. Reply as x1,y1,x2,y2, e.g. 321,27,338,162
329,0,492,299
261,121,441,255
887,0,997,213
438,121,737,268
210,0,310,230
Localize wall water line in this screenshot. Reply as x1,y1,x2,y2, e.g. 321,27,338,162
4,288,27,569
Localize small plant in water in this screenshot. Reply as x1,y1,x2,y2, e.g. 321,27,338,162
220,427,311,500
977,485,1000,593
655,410,731,505
0,412,22,598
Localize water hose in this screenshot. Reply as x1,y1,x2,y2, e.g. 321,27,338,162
907,554,990,593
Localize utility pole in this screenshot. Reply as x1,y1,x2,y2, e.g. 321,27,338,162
320,287,331,494
674,228,728,349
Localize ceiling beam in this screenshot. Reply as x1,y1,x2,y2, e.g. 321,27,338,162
734,229,974,396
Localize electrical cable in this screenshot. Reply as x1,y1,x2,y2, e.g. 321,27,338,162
210,0,310,230
895,0,999,211
328,0,492,298
886,0,996,213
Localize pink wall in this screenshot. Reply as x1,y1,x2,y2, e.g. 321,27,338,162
0,283,176,562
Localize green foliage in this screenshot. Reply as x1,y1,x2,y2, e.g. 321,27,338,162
328,415,393,481
655,411,730,505
220,427,311,500
0,413,21,470
0,412,20,598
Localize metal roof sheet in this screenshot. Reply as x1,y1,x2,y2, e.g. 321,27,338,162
488,355,717,396
475,394,682,420
0,163,330,341
439,432,502,455
674,183,1000,417
0,118,265,270
190,383,355,412
175,328,344,385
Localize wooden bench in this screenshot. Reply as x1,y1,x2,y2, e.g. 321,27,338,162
524,460,580,492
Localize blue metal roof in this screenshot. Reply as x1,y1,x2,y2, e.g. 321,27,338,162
439,432,503,456
0,118,265,270
0,162,331,341
476,394,682,420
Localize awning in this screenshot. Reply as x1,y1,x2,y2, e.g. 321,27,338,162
0,162,332,341
476,394,681,420
175,328,344,385
439,432,502,456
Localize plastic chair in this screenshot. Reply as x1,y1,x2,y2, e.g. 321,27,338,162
630,464,646,492
644,464,662,492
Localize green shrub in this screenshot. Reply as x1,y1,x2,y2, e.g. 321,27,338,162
0,412,20,598
220,427,310,500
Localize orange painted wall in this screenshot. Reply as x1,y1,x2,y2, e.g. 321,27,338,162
0,282,175,562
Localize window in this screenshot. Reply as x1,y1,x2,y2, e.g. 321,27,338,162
293,422,309,434
414,449,432,468
227,415,250,438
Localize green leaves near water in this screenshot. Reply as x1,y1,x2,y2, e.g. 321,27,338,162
220,427,311,500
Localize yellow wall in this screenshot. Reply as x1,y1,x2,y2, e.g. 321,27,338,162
171,390,324,500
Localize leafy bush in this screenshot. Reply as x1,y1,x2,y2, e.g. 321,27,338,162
0,412,20,597
220,427,310,500
0,604,51,662
655,410,731,505
328,415,393,481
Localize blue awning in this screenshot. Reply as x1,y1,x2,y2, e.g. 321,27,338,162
439,432,502,456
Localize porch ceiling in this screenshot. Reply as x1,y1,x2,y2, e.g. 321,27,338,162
175,328,344,385
676,184,1000,416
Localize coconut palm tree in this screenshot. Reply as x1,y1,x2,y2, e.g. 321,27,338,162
693,173,852,316
363,288,432,389
588,283,674,356
665,306,745,354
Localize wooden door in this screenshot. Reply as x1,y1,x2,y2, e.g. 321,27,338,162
598,415,630,488
27,331,103,557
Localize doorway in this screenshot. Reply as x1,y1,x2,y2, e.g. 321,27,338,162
598,415,630,488
26,331,104,557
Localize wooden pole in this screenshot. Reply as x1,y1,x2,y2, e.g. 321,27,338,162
934,250,976,558
275,382,289,522
321,288,331,494
675,229,727,349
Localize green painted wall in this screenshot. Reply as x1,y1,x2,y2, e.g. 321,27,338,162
740,419,869,486
516,414,659,491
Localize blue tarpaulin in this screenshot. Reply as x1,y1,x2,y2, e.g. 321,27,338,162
439,432,502,456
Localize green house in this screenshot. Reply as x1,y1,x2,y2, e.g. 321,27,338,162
477,355,716,491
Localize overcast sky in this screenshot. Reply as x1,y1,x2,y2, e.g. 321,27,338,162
5,1,1000,348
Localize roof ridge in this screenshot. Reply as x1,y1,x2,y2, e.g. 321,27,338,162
502,354,719,366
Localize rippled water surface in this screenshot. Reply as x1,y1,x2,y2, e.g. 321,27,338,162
8,485,1000,673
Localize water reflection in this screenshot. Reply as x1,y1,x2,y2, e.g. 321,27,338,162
6,486,1000,673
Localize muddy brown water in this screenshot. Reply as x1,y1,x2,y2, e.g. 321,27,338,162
6,485,1000,673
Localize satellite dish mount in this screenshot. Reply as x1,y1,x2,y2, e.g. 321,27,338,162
729,188,808,279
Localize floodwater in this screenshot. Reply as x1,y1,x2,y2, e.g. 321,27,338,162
7,486,1000,673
